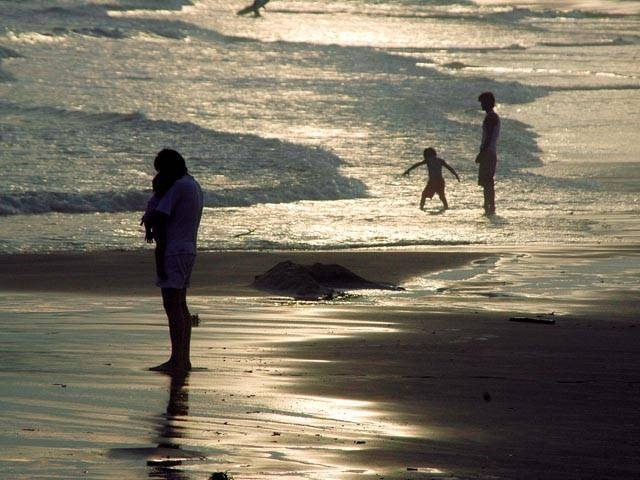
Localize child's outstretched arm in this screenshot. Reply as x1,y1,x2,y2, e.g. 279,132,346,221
443,161,461,182
403,160,425,176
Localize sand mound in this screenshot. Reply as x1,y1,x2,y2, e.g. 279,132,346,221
252,261,403,300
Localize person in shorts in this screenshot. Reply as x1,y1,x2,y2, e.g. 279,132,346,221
403,147,460,210
144,149,204,373
476,91,501,215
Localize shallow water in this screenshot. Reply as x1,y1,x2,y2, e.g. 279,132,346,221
400,246,640,317
1,0,639,252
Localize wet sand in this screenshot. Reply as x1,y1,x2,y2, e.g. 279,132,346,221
0,250,480,296
0,249,639,479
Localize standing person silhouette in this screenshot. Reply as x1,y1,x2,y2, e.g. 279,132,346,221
145,149,203,373
476,91,500,216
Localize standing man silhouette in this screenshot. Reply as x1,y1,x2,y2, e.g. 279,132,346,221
146,149,203,373
476,91,500,216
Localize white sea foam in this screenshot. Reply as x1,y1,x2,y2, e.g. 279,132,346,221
4,31,68,45
472,0,640,15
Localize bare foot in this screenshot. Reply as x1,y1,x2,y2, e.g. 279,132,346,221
149,360,177,372
149,360,191,373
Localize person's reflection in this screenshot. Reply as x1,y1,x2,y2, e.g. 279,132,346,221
148,372,190,480
158,372,190,447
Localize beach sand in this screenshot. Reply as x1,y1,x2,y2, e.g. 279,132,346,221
0,249,639,479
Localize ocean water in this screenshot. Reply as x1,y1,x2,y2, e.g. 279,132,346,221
1,0,639,253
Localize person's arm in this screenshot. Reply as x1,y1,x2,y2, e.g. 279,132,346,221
141,209,154,243
141,195,160,242
144,224,154,243
403,160,425,176
443,161,460,182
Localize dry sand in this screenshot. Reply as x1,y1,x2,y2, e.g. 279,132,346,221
0,249,638,479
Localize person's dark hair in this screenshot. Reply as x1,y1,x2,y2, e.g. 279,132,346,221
154,148,187,175
153,149,188,191
423,147,437,159
152,172,172,197
478,91,496,108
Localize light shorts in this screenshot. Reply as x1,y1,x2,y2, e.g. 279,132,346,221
156,254,196,289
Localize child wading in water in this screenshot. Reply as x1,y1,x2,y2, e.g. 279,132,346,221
403,147,460,210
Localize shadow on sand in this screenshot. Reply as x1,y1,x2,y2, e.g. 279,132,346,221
428,207,448,216
485,214,508,226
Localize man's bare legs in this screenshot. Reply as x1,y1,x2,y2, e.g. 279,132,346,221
483,183,496,215
150,287,192,372
180,288,192,367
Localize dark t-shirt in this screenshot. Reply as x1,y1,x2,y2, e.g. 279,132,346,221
155,175,204,256
481,111,500,153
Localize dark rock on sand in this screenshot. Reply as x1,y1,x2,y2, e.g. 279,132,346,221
252,261,403,300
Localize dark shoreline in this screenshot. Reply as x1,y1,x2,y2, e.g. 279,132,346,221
0,249,483,296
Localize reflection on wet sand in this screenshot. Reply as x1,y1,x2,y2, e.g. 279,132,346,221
3,292,416,478
155,373,189,451
147,372,196,479
110,373,205,479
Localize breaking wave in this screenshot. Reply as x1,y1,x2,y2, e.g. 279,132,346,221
0,104,367,216
0,190,150,216
0,180,368,216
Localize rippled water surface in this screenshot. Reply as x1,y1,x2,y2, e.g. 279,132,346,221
1,0,639,251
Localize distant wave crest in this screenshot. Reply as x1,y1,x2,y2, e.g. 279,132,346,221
0,190,150,216
540,37,638,48
232,238,475,251
0,46,22,59
0,45,21,82
2,1,196,43
0,178,367,216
